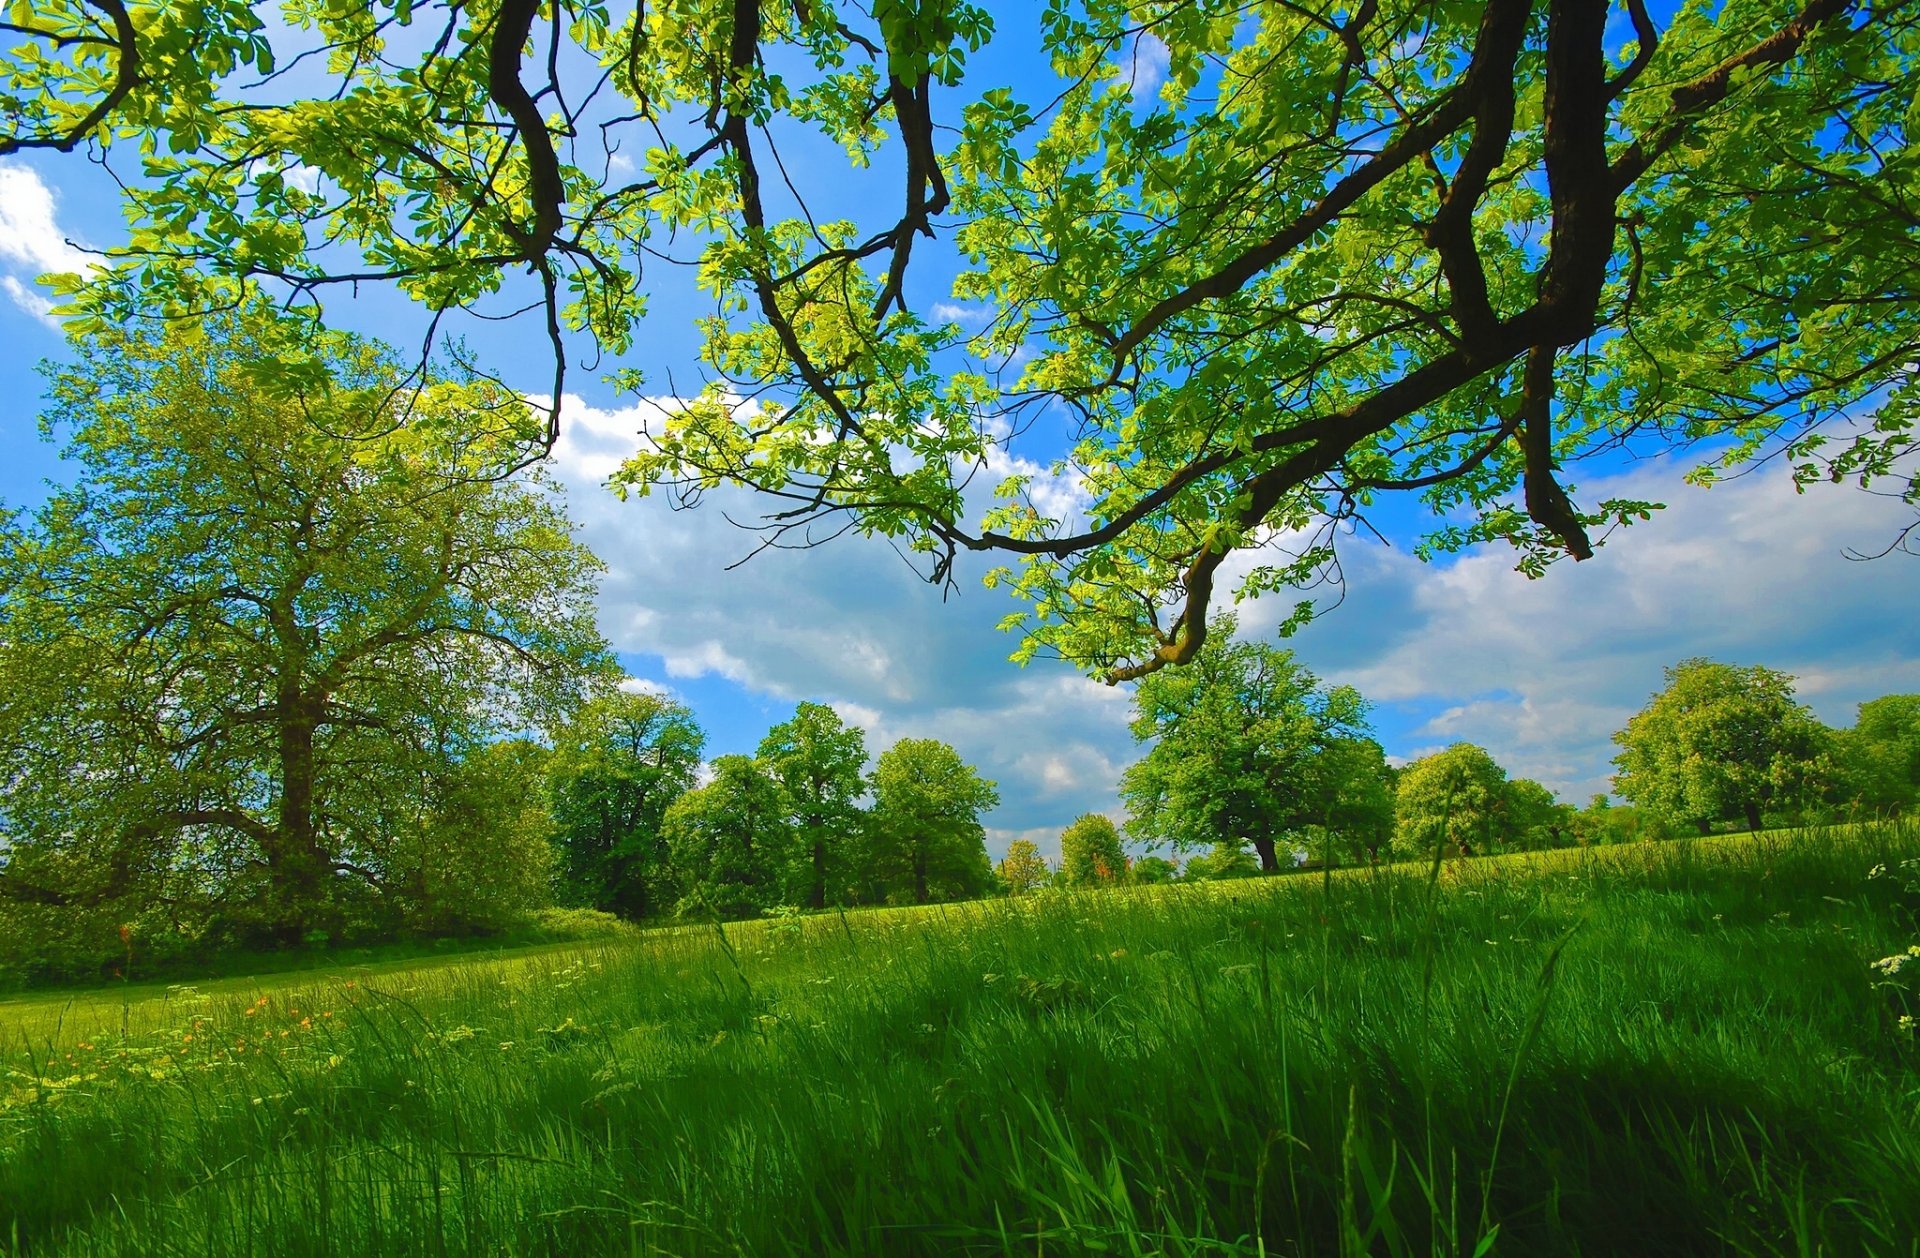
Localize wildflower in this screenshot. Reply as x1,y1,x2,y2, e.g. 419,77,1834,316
244,1008,257,1017
299,1017,311,1030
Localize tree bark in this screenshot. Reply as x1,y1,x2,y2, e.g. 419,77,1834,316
1695,817,1713,837
1743,801,1764,832
1251,837,1279,873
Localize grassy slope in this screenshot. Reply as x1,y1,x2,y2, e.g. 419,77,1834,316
4,827,1919,1257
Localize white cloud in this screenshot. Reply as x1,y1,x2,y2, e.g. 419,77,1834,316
540,391,1920,848
930,301,993,325
0,163,92,277
0,162,98,331
2,275,57,329
1265,458,1920,800
543,395,1141,855
1121,33,1171,100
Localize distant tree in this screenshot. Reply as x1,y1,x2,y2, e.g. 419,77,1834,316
662,756,793,919
1060,814,1128,887
0,306,607,945
1612,660,1832,834
1123,614,1371,872
548,690,705,919
1838,695,1920,817
869,740,999,905
1503,779,1575,850
1393,744,1511,858
758,703,869,909
996,840,1051,896
1130,855,1180,885
1182,841,1260,881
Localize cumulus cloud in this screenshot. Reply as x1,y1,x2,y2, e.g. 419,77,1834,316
542,391,1919,849
0,162,94,327
545,395,1139,854
1263,459,1920,800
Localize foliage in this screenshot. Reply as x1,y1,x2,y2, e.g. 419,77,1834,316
1393,743,1513,858
1123,615,1371,871
661,756,794,920
8,0,1917,680
0,304,608,946
1504,778,1576,851
547,690,706,919
1180,840,1261,881
1129,855,1179,885
1058,813,1126,886
757,703,868,909
995,839,1050,896
388,740,558,937
1612,659,1834,834
868,739,998,905
1840,694,1920,817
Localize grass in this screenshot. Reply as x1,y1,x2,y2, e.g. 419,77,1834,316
4,825,1919,1256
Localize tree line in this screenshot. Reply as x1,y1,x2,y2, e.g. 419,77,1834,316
1002,632,1920,890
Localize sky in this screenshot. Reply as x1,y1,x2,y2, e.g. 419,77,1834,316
2,8,1917,861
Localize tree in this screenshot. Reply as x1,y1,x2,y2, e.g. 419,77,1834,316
996,840,1050,896
1838,695,1920,817
547,689,706,919
1123,615,1371,872
661,755,793,919
1503,779,1575,850
1182,842,1260,882
1393,744,1512,858
757,703,868,909
9,0,1917,682
391,739,557,936
1059,813,1127,886
1612,660,1832,834
1130,855,1180,886
1305,738,1398,863
0,306,607,944
868,739,999,905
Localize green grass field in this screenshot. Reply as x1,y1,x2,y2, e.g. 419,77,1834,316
6,826,1920,1257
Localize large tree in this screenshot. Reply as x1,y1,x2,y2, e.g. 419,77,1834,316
547,689,707,918
1839,695,1920,817
1059,813,1127,886
1122,615,1371,872
868,739,998,904
1612,659,1832,834
757,702,868,909
6,0,1917,681
0,306,607,943
661,754,794,919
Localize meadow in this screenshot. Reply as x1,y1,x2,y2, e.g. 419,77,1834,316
5,825,1920,1257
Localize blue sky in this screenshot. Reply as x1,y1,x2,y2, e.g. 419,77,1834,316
3,7,1917,859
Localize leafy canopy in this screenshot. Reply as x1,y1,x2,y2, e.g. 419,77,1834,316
5,0,1918,677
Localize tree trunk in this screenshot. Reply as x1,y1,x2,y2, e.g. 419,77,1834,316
1251,837,1278,873
1695,817,1712,836
1743,801,1764,832
809,839,827,909
913,848,929,904
270,692,331,944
